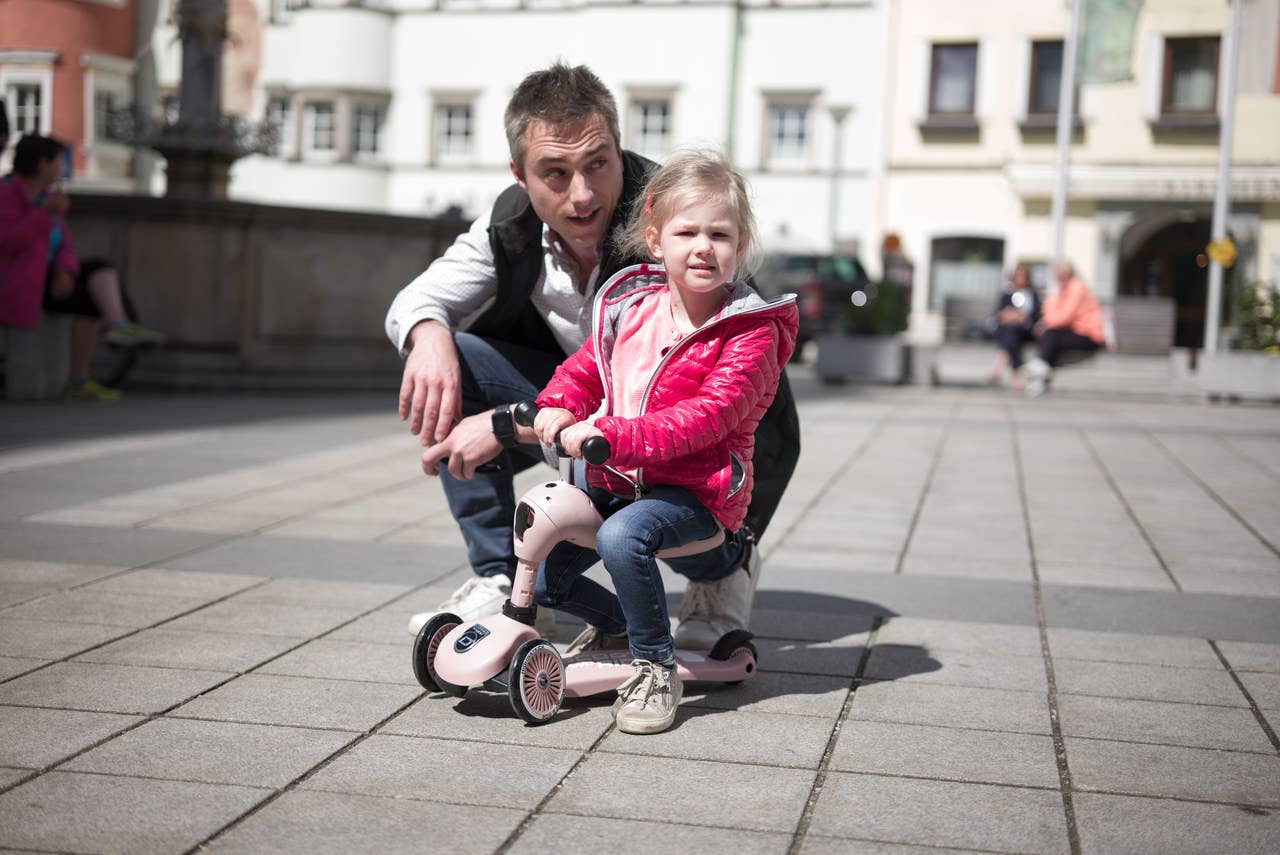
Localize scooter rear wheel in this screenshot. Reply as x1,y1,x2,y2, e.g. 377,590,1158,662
708,629,758,684
412,613,468,697
508,639,565,724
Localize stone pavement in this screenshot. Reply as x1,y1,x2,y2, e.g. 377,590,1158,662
1,356,1278,854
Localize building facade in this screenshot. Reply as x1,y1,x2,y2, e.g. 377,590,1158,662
0,0,137,187
883,0,1280,346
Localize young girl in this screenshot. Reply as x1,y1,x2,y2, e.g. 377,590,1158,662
531,150,798,734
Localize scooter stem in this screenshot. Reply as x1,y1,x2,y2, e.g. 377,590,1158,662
511,558,538,609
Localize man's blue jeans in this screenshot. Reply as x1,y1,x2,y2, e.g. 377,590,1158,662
441,333,564,579
535,485,746,663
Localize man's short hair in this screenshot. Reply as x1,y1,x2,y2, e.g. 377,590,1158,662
13,134,64,177
504,62,620,172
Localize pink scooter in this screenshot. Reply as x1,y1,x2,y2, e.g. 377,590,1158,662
411,402,758,724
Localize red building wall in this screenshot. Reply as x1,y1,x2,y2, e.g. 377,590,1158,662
0,0,134,174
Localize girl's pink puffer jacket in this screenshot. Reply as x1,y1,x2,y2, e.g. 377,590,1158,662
536,264,799,532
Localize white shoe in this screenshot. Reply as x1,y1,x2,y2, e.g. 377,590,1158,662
673,537,760,650
612,659,683,735
407,576,510,636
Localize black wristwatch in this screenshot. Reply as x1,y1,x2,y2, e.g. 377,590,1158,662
491,404,518,449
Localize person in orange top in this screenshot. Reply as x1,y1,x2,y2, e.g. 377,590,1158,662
1024,262,1105,397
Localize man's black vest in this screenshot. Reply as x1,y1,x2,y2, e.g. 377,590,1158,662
467,149,656,354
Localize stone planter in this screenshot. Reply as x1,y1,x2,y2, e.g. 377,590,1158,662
1199,350,1280,401
814,334,908,385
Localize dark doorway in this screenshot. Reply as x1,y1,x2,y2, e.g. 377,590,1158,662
1121,218,1211,351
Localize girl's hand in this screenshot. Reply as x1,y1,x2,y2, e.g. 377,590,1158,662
533,407,576,446
558,421,605,459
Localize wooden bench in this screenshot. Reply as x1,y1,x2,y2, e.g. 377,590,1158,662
0,313,71,400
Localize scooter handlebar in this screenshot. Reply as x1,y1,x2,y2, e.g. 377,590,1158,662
511,401,611,465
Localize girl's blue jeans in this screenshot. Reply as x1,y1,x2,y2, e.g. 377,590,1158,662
535,485,745,663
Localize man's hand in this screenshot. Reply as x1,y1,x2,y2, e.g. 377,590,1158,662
420,412,503,479
50,269,75,300
399,320,462,446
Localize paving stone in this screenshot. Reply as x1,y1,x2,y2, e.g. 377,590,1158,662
762,546,900,574
864,645,1045,692
1075,791,1280,855
1238,670,1280,708
163,600,356,638
0,770,267,854
174,673,419,731
380,691,615,751
754,635,871,677
798,837,989,854
600,707,833,769
0,618,128,659
0,706,142,768
1047,627,1221,669
65,718,354,788
1053,659,1248,707
850,680,1051,735
301,734,577,809
1,589,212,628
1035,560,1176,591
321,607,413,646
899,554,1032,582
875,617,1043,657
1066,737,1280,806
0,559,123,587
227,577,409,610
255,638,418,685
830,719,1059,788
513,814,791,855
750,606,884,643
0,767,31,789
0,657,44,681
203,789,524,855
1217,640,1280,673
683,669,850,718
81,568,265,600
1057,693,1275,753
807,772,1069,854
0,661,231,715
74,628,304,672
547,752,814,832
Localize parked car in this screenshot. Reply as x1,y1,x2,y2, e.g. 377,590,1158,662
753,251,907,345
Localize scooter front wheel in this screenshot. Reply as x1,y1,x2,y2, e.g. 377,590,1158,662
508,639,565,724
412,613,468,697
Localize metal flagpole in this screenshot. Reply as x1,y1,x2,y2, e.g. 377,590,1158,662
1204,0,1243,354
1050,0,1085,264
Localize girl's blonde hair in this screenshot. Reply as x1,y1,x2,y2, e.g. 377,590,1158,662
617,149,760,279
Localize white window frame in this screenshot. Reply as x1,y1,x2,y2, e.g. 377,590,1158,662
265,93,297,159
81,53,134,180
0,54,55,175
352,99,386,162
762,93,816,171
626,92,674,162
301,99,339,161
431,94,476,166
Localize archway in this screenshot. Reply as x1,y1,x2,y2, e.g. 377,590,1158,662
1120,217,1211,354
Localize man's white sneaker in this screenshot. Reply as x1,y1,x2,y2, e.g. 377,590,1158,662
407,575,510,636
613,659,683,735
673,538,760,650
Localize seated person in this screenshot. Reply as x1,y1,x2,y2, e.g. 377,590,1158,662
0,135,163,400
988,262,1040,391
1024,262,1104,398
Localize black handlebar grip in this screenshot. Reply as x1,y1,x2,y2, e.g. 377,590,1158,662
513,400,538,428
581,436,611,465
510,400,611,464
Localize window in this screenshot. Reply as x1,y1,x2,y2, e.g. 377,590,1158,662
765,101,811,168
929,43,979,116
7,82,43,135
1028,40,1064,115
434,102,473,161
353,102,384,158
1163,36,1219,115
266,96,294,156
303,100,336,155
628,98,670,161
92,89,117,142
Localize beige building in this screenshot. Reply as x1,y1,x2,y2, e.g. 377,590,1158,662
881,0,1280,351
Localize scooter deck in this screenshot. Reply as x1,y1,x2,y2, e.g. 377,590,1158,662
562,648,755,698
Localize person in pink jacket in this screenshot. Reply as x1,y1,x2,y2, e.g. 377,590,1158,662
1024,262,1106,398
0,135,163,400
527,151,798,734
